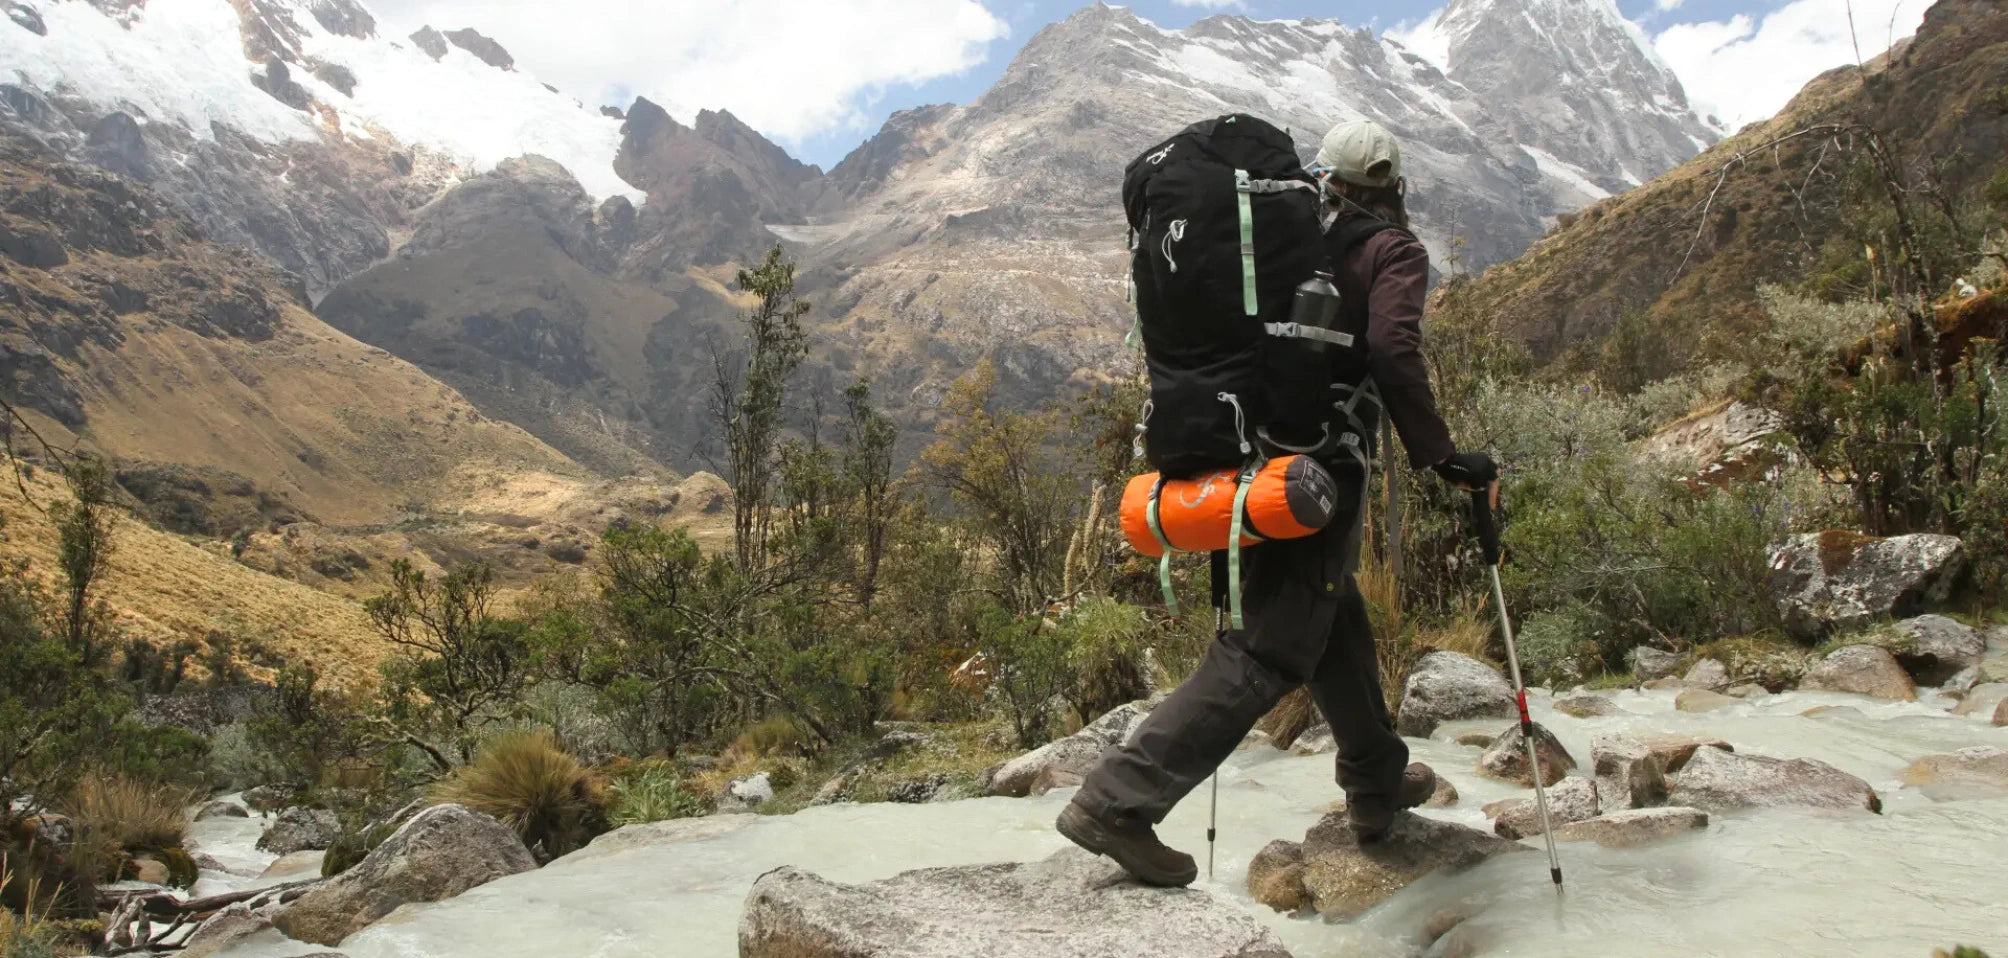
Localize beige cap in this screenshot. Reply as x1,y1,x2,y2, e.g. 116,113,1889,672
1314,120,1403,188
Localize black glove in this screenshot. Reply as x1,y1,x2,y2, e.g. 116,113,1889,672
1431,451,1498,489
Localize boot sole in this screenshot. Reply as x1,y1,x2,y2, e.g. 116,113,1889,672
1056,804,1198,888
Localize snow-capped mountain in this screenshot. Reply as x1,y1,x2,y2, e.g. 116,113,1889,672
1,0,1723,469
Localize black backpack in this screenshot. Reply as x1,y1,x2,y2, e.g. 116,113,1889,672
1122,115,1340,479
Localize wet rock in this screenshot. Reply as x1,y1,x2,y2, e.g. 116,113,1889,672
1801,704,1866,720
196,800,249,820
1592,736,1669,810
1638,734,1732,774
1683,658,1730,691
1628,646,1683,680
1892,615,1987,686
179,902,272,958
886,774,950,804
131,856,172,885
1942,666,1981,696
257,807,339,855
1668,747,1881,813
1550,807,1709,848
1899,747,2008,800
1803,645,1917,701
571,815,758,863
1477,722,1575,786
1726,684,1769,699
1982,653,2008,684
1995,699,2007,727
1675,688,1739,712
1455,732,1496,749
274,805,536,946
1484,777,1599,839
259,850,325,880
1766,531,1964,637
1397,651,1515,738
1425,776,1460,808
242,785,289,812
1554,693,1618,717
1249,812,1522,920
1952,683,2008,717
742,847,1290,958
1290,723,1336,755
1642,676,1689,690
987,700,1154,797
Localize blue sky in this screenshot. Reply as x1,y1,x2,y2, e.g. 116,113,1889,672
376,0,1929,171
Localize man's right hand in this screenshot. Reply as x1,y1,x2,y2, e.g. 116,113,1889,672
1431,451,1498,491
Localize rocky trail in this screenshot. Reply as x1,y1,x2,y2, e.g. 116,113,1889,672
170,644,2008,958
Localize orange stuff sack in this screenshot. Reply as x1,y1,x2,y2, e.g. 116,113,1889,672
1120,455,1339,558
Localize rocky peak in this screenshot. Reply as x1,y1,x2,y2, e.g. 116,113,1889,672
695,109,820,188
402,155,604,266
409,25,449,60
444,28,515,72
304,0,374,39
825,102,953,202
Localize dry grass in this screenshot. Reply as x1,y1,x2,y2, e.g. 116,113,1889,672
62,773,193,884
0,473,386,689
429,731,608,859
1254,689,1318,749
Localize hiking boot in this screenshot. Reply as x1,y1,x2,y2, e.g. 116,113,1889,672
1347,763,1439,842
1056,802,1198,888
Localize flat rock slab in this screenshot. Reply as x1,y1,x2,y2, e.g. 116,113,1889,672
1803,645,1917,701
1484,778,1599,839
1248,812,1522,920
1554,693,1619,718
1668,747,1881,814
741,847,1293,958
1900,747,2008,801
1550,807,1710,848
566,814,759,863
1675,689,1740,713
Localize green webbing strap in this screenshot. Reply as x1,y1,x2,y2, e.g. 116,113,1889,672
1146,480,1178,613
1227,465,1257,629
1125,317,1141,350
1234,169,1257,316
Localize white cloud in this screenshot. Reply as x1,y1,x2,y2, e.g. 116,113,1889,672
1654,0,1927,130
367,0,1008,146
1654,0,1685,12
1170,0,1247,8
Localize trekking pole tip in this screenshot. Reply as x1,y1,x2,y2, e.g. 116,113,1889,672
1550,866,1563,887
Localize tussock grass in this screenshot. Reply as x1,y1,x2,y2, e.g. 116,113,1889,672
429,731,608,860
62,773,192,884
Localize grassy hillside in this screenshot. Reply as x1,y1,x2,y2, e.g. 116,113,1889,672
1438,0,2008,372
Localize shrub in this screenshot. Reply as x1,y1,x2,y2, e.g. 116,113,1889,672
727,716,807,761
0,854,64,958
605,760,708,827
1057,599,1150,722
427,731,608,861
980,607,1074,749
61,773,192,884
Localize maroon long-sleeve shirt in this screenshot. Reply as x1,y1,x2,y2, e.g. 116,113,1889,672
1327,224,1455,468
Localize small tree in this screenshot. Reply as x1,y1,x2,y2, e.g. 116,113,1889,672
53,456,117,664
840,379,899,612
712,245,811,574
367,560,528,768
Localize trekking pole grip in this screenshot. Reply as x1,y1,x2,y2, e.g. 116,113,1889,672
1468,485,1503,567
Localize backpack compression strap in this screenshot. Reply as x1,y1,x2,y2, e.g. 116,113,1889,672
1145,477,1179,613
1233,171,1319,317
1227,462,1258,629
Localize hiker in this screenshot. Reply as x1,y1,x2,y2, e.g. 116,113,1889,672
1058,118,1498,888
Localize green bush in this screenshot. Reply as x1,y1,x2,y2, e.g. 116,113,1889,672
605,760,708,826
428,731,608,861
1057,598,1151,722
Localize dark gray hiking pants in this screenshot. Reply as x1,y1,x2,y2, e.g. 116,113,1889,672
1072,520,1408,825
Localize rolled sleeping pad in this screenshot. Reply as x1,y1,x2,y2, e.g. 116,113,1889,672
1120,455,1339,557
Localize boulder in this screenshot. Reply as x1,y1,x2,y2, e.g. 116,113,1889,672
1803,645,1917,701
718,772,775,812
1996,699,2007,727
130,856,171,885
1638,734,1732,774
987,700,1154,797
1455,732,1496,749
1801,704,1866,719
571,815,758,863
257,807,339,855
1942,667,1981,696
1726,684,1769,699
242,785,289,812
179,902,272,958
1668,747,1881,813
1550,807,1709,848
740,848,1291,958
1483,777,1599,839
1628,646,1683,681
196,800,249,820
1899,747,2008,800
1683,658,1731,691
1892,615,1988,686
1766,531,1964,637
1477,722,1575,786
273,805,537,946
1396,652,1514,738
1553,693,1618,718
259,850,326,881
1247,812,1522,920
1952,683,2008,717
1641,676,1689,691
1592,736,1669,810
1289,723,1335,756
1675,688,1739,712
1983,653,2008,684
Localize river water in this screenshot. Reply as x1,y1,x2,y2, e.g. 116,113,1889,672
208,685,2008,958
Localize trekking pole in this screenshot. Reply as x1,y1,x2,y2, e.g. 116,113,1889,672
1469,484,1564,889
1207,605,1224,881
